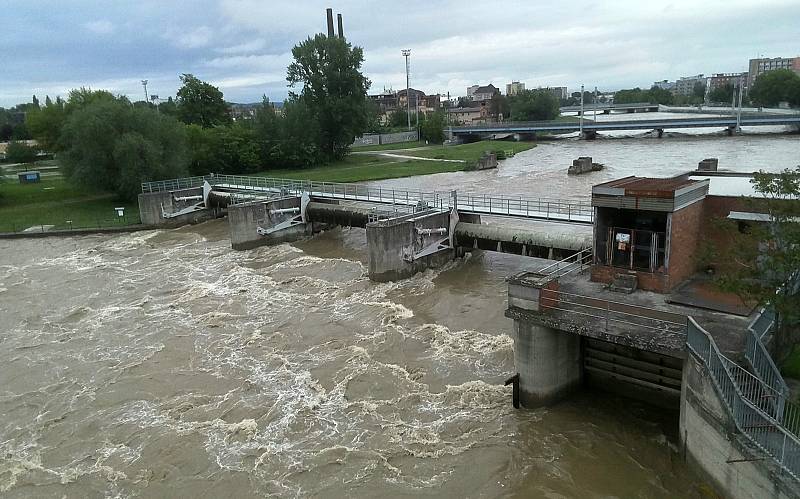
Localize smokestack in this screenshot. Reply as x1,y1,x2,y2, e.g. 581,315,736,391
326,8,335,37
337,13,344,38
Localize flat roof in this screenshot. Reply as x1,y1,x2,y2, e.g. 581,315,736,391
593,176,706,199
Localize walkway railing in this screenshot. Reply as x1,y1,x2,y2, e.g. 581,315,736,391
539,288,687,335
537,249,594,279
688,317,800,479
141,174,594,224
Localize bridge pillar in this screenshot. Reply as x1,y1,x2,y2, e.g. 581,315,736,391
581,130,598,140
367,209,455,281
507,275,582,407
656,128,664,138
228,196,312,250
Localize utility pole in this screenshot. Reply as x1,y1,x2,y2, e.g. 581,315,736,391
579,84,584,138
402,49,411,131
736,76,745,133
141,80,148,105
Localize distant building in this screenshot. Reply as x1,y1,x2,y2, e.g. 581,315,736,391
369,90,398,114
446,102,491,124
397,88,440,113
542,86,569,100
674,74,706,96
506,81,525,96
747,56,800,89
468,84,500,102
707,73,747,92
653,80,676,91
229,102,264,121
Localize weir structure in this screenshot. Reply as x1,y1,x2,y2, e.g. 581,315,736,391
139,174,593,281
139,170,800,498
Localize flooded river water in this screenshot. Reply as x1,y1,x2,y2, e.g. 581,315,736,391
1,121,797,497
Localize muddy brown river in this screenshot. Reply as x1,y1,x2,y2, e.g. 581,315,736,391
1,126,797,497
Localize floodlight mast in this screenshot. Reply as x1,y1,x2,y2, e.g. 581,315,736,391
402,49,411,131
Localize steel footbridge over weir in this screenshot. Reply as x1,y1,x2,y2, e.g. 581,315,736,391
139,174,594,281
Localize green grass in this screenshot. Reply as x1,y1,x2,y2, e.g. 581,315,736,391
254,140,536,183
352,140,427,151
256,154,465,183
399,140,536,161
0,177,140,232
782,346,800,380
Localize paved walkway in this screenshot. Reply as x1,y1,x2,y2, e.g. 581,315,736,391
353,151,465,163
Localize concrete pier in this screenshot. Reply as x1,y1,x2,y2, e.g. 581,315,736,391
229,196,311,250
367,209,454,282
513,320,582,406
138,187,215,226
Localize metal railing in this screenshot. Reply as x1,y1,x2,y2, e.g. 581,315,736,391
536,249,593,279
141,174,594,223
687,318,800,479
745,307,788,402
539,288,687,335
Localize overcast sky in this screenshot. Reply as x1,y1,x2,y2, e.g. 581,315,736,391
2,0,798,107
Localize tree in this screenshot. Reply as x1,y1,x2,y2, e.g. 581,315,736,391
59,97,188,200
45,95,53,107
420,111,445,143
32,95,40,109
0,124,12,141
711,167,800,328
508,89,559,121
176,74,231,128
5,141,38,164
287,33,370,160
692,81,706,100
158,97,178,117
750,69,800,107
647,86,674,105
186,122,260,176
709,83,734,104
26,101,67,152
489,94,510,120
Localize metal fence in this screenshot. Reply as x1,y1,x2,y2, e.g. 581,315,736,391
745,307,789,402
687,317,800,479
142,174,594,224
536,249,593,280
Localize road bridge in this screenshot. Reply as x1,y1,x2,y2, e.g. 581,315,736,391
451,114,800,139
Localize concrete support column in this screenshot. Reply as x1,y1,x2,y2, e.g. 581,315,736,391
138,187,212,226
228,196,310,250
513,320,582,407
367,210,454,281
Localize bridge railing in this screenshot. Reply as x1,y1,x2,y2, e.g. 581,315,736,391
142,174,594,222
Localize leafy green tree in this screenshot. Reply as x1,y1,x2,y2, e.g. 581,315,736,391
750,69,800,107
712,167,800,327
32,95,40,109
647,86,674,105
692,81,706,100
158,97,179,117
176,74,231,127
420,111,445,143
45,95,53,107
709,83,734,104
65,88,116,112
186,123,260,176
386,108,409,128
0,124,12,141
26,102,67,152
614,88,648,104
508,89,559,121
5,141,38,164
287,33,370,160
59,98,188,200
489,94,510,120
364,98,382,133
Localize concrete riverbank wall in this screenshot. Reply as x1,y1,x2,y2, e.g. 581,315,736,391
680,353,800,499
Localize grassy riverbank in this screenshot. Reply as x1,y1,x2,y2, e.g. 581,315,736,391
0,177,139,232
258,140,536,182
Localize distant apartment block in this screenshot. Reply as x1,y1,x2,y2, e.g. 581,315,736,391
674,74,706,96
747,56,800,89
543,86,569,100
707,72,747,92
467,84,500,102
368,88,440,119
653,80,676,91
446,103,491,125
506,81,525,96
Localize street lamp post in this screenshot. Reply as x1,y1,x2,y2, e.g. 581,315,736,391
402,49,411,131
579,84,584,138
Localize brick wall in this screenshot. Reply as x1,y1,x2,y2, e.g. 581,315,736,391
666,200,704,289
